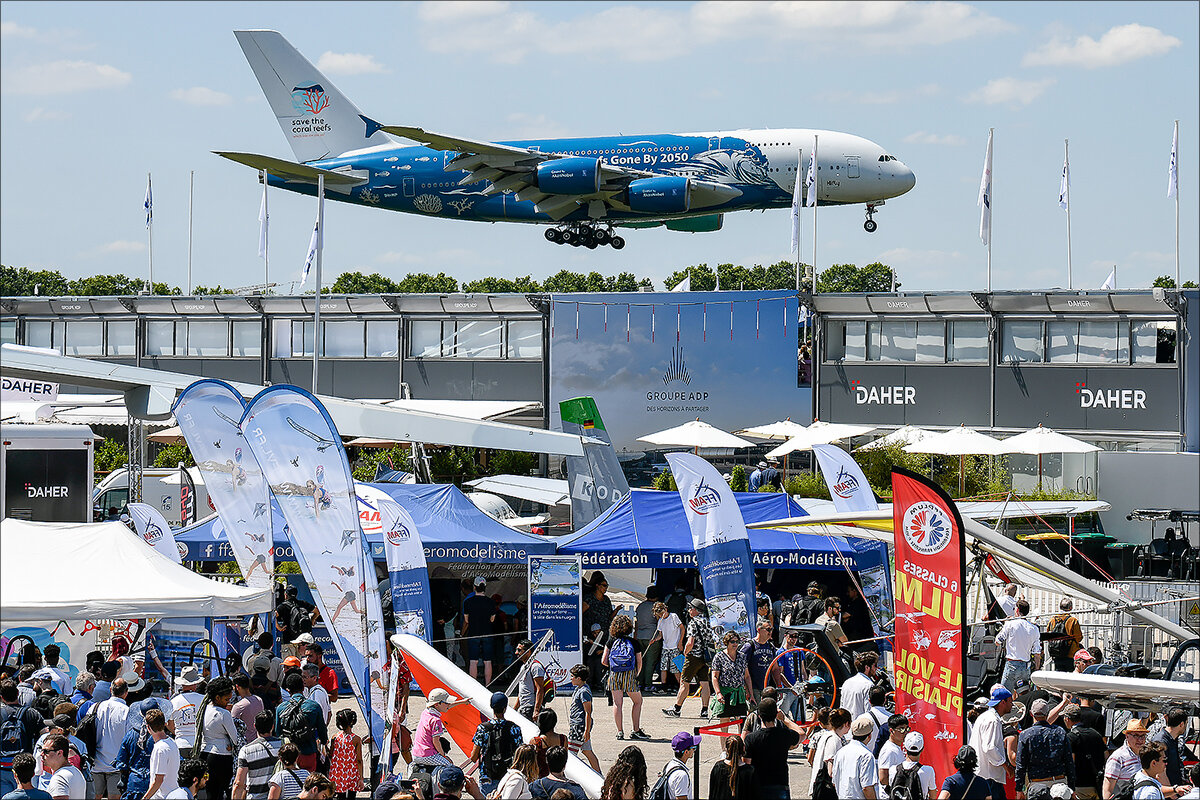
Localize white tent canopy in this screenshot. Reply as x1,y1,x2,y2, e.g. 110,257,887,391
766,421,877,458
856,425,937,451
1,519,272,621
637,419,753,449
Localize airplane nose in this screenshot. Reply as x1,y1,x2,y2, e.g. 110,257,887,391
897,163,916,193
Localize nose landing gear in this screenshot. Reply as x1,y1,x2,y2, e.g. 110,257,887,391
544,223,625,249
864,202,882,233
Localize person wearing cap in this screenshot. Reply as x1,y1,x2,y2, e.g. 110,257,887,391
1015,697,1074,798
242,632,284,686
169,665,205,758
1072,648,1097,674
664,598,714,718
470,692,524,795
1105,720,1151,799
431,763,484,800
656,733,700,800
889,731,936,800
1062,704,1105,800
91,677,130,799
528,745,586,800
995,599,1042,694
749,462,768,492
764,460,782,490
744,697,803,800
833,715,880,799
413,688,471,772
462,577,497,686
877,713,912,795
774,628,805,721
968,686,1015,800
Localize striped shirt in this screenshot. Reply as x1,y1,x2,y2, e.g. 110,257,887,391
268,766,309,798
236,737,281,799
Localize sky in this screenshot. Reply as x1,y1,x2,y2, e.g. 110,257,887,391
1,1,1197,294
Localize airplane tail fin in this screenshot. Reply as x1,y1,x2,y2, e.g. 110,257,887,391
558,397,630,529
234,30,391,163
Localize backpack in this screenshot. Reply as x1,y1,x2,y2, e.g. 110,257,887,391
608,638,636,673
1110,777,1161,800
1047,614,1073,658
292,604,313,635
811,760,838,800
871,709,891,758
779,598,798,627
249,648,273,676
74,703,98,760
650,762,688,800
478,719,520,780
0,706,25,760
888,761,924,800
278,696,314,747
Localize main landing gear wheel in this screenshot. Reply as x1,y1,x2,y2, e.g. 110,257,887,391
864,219,878,233
610,236,626,250
560,228,575,245
545,228,562,243
545,223,626,248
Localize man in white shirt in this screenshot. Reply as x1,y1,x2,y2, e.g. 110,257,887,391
144,708,181,799
40,734,87,800
876,714,910,798
855,685,894,754
995,599,1042,693
40,646,72,696
664,732,699,800
649,602,685,694
891,732,936,800
169,665,205,757
93,676,130,800
968,685,1013,800
834,716,879,799
839,651,879,720
301,663,331,725
997,584,1019,618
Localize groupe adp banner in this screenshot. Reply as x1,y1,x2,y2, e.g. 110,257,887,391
238,385,385,752
891,467,968,788
666,452,756,641
528,555,584,689
174,380,275,590
127,503,183,562
356,484,433,641
811,443,879,514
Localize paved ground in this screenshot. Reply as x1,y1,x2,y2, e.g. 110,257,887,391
335,688,818,797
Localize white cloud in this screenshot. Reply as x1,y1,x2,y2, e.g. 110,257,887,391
1,60,130,95
1,20,35,38
169,86,232,106
504,112,572,139
316,51,387,75
966,77,1054,106
1023,23,1180,68
22,107,70,122
417,1,1011,63
902,131,966,146
92,240,146,255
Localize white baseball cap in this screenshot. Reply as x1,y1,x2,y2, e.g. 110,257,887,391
903,731,924,753
427,688,458,705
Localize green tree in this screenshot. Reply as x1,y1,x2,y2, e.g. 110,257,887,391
652,468,677,491
395,272,459,293
192,284,235,295
349,444,412,481
68,274,180,295
541,270,649,293
1152,275,1198,289
152,443,195,468
1,266,70,297
94,438,128,476
462,275,543,293
729,464,748,492
815,262,898,293
331,271,400,294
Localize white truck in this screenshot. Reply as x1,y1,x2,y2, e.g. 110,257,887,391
93,466,212,527
1,422,96,523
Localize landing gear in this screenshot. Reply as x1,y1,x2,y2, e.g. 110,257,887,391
864,202,882,233
544,223,625,249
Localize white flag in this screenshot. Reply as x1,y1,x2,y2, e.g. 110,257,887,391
1168,120,1179,199
1100,268,1116,290
978,130,993,245
127,503,182,563
144,174,153,228
258,172,269,260
670,274,690,292
811,444,878,514
790,150,803,253
804,150,818,208
299,198,323,289
1058,159,1070,211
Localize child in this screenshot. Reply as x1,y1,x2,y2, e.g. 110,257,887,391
327,708,364,799
567,664,600,772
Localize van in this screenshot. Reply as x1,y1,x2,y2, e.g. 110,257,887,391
93,466,213,528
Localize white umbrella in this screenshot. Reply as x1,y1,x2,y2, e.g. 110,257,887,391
904,425,1005,494
994,425,1100,491
637,419,753,451
855,425,936,451
148,425,187,444
766,421,877,458
734,418,810,440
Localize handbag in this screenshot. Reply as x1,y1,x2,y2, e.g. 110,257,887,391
812,762,838,800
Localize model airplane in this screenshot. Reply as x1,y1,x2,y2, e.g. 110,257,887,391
1031,669,1200,714
221,30,916,249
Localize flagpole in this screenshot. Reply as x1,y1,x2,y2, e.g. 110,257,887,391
187,170,194,295
259,170,271,289
812,135,819,293
1174,120,1181,288
1064,139,1072,290
313,174,324,394
146,172,154,295
987,129,993,292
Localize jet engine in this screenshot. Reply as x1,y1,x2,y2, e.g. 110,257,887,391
534,157,601,195
626,176,691,214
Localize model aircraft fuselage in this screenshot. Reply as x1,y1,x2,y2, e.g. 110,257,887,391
224,31,916,248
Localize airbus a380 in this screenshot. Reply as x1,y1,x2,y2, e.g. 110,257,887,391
221,30,916,249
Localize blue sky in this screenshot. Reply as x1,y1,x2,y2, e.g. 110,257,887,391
1,1,1196,293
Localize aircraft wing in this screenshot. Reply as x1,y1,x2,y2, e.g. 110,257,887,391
1031,670,1200,713
213,151,368,187
370,118,741,221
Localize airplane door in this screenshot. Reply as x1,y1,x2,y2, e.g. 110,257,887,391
708,136,720,151
402,177,415,197
846,156,860,179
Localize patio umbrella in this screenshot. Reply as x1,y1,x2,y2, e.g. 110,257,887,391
994,425,1100,491
904,425,1005,494
637,419,753,453
766,421,877,458
855,425,936,451
733,418,810,440
147,425,186,444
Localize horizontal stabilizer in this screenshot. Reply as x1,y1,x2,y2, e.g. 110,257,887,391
213,152,367,187
379,124,531,157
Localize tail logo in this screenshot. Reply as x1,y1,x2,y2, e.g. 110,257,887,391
291,84,330,115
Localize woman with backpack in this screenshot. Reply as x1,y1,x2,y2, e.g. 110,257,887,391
602,615,649,742
193,676,244,800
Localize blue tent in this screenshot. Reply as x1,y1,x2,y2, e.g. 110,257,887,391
174,483,555,564
556,488,884,572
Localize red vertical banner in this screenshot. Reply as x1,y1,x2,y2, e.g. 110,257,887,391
891,467,967,788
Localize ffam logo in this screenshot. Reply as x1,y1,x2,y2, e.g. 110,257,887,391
902,500,952,556
1075,381,1146,409
385,523,411,546
851,380,916,405
291,83,330,115
25,483,68,499
831,466,860,500
688,480,721,515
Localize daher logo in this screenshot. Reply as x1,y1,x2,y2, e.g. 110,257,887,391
25,483,68,498
851,380,916,405
1074,381,1146,409
687,480,721,515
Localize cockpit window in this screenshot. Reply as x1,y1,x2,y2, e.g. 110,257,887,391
878,155,896,162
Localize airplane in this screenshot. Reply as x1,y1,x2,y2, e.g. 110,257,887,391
219,30,917,250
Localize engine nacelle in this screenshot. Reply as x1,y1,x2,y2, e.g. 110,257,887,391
535,157,601,195
626,176,691,214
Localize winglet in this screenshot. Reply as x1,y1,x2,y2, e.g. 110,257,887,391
360,115,385,138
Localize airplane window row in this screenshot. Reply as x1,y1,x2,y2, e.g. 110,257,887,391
561,146,689,156
879,155,897,162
